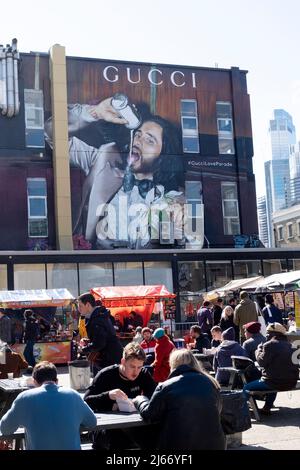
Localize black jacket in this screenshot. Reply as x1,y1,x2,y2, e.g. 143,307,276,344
84,364,156,412
194,334,210,353
134,365,225,450
24,318,39,342
256,334,299,390
83,307,123,369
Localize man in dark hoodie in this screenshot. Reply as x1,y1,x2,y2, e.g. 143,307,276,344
77,293,123,375
244,322,298,416
213,327,248,386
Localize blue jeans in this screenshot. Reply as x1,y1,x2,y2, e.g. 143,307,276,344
243,379,277,408
24,340,36,367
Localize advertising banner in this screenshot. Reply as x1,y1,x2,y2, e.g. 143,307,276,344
43,62,216,250
12,341,71,364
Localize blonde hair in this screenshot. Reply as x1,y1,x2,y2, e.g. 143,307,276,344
221,305,234,319
169,348,220,389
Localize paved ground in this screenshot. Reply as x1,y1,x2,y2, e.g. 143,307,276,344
55,365,300,451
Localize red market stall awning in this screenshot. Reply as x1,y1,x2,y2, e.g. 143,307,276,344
91,285,176,326
0,288,74,309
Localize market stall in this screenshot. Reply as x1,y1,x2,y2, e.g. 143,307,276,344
90,285,176,340
0,289,75,364
242,270,300,330
205,276,264,301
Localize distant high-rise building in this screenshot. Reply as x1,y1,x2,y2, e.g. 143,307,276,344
290,142,300,205
257,196,269,247
265,109,296,246
269,109,296,160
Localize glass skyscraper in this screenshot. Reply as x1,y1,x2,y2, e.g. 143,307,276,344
264,109,296,246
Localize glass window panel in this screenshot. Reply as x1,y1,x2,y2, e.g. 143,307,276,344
182,136,199,153
221,184,237,199
223,218,240,235
180,101,197,116
185,180,202,201
206,261,232,292
0,265,7,290
223,200,238,217
114,262,143,286
25,129,45,148
290,259,300,271
178,261,205,293
29,198,46,217
182,117,198,130
263,259,288,276
14,264,46,289
79,263,113,292
29,219,48,237
47,263,78,297
233,261,262,278
26,107,44,128
218,119,233,132
219,138,235,154
144,261,173,293
27,179,46,196
216,102,232,118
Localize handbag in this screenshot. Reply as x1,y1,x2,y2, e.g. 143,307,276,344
257,314,267,337
255,302,267,337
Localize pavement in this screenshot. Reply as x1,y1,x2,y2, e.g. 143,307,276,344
53,365,300,451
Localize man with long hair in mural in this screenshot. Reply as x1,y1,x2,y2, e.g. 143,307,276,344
45,95,187,249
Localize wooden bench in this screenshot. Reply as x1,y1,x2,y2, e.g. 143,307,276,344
247,380,300,421
219,367,300,421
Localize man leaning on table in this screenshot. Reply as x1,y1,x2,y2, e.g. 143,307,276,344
0,361,97,450
84,342,157,450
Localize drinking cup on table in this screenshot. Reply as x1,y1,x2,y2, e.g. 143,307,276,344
203,348,207,355
7,373,14,379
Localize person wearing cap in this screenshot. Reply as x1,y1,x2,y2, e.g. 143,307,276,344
213,327,248,386
243,322,299,416
151,328,175,383
242,322,266,362
233,291,258,343
262,294,283,325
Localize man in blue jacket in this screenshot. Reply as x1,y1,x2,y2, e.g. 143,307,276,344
0,361,97,450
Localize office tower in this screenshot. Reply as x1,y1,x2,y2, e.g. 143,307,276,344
290,143,300,205
257,196,269,247
265,109,296,246
269,109,296,160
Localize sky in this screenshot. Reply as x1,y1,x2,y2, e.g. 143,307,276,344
2,0,300,197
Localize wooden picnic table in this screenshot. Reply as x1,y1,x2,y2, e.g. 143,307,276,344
0,379,29,420
0,411,147,450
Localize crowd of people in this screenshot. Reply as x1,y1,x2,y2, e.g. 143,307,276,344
0,289,298,451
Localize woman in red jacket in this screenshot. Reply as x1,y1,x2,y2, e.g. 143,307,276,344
151,328,175,383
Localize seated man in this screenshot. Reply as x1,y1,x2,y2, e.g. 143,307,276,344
84,342,157,449
211,326,222,348
0,361,96,450
0,346,28,379
188,325,210,353
242,321,266,362
213,327,248,386
244,322,299,416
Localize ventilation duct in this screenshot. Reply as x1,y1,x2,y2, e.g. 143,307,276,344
0,38,20,117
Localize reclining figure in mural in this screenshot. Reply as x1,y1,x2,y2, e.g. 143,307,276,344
44,95,199,249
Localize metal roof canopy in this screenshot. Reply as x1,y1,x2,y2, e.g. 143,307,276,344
0,288,74,308
205,276,264,299
243,270,300,293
